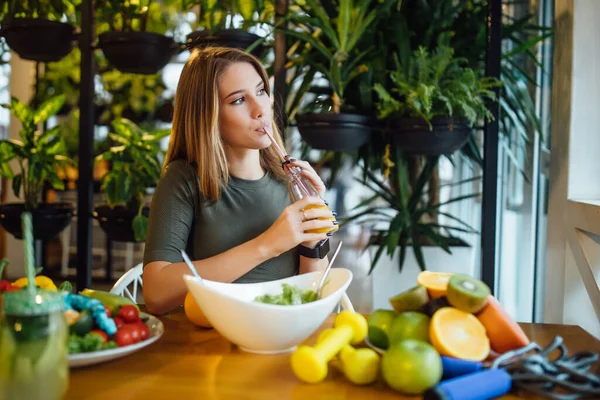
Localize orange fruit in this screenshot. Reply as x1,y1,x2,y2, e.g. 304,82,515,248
430,307,490,361
477,295,529,353
417,271,454,298
184,292,213,329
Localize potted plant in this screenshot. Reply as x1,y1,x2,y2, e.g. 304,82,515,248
0,94,75,240
183,0,270,58
95,0,179,75
0,0,77,62
281,0,395,152
344,151,478,309
373,46,502,155
94,118,170,243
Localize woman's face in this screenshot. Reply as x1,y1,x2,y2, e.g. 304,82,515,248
217,62,272,150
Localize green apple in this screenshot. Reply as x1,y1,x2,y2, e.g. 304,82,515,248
367,309,397,349
381,339,443,394
389,311,430,345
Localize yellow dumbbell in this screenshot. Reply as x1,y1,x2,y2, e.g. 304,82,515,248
316,326,380,385
290,311,368,383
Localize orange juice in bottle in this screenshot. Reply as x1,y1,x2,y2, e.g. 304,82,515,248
285,163,338,234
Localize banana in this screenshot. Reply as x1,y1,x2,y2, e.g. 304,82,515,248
79,289,139,316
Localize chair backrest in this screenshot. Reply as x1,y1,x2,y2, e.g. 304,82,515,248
110,263,144,303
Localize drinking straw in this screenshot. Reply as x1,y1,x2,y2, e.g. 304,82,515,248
21,212,37,298
262,124,312,197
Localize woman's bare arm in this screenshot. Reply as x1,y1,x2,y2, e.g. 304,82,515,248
143,236,275,315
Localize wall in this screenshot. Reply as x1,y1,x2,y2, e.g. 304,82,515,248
545,0,600,337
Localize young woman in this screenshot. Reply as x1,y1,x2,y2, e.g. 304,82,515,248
143,47,337,314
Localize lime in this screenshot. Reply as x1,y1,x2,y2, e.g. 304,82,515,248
367,309,396,349
389,311,430,345
382,339,442,394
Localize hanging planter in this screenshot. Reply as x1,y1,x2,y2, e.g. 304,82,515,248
387,116,472,156
296,113,373,152
0,203,75,241
94,205,150,243
186,29,266,59
0,18,75,63
98,32,178,75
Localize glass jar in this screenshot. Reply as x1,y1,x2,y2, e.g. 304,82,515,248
285,163,339,235
0,290,69,400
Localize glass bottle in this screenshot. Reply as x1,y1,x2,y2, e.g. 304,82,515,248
0,289,69,400
285,162,339,235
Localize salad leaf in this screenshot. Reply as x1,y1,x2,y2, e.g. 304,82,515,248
254,284,317,306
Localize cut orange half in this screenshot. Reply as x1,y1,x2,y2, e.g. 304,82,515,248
430,307,490,361
417,271,455,299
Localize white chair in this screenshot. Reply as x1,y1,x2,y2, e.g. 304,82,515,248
110,263,144,303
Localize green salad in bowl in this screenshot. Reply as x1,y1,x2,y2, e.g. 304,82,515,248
254,284,317,305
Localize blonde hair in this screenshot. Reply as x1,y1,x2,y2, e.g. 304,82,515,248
164,46,287,201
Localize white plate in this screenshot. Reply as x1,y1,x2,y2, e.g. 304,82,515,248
364,336,386,355
68,313,164,368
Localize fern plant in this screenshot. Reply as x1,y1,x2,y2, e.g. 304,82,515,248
373,46,502,128
281,0,396,114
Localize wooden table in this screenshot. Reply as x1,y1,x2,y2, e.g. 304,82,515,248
66,310,600,400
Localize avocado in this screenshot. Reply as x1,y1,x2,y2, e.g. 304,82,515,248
69,311,94,336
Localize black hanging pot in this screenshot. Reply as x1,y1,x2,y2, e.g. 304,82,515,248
154,99,174,123
94,205,150,243
388,116,472,155
296,113,373,152
186,29,266,59
0,18,75,62
98,32,178,75
0,203,75,240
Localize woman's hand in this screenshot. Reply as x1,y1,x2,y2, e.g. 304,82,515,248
287,158,326,198
258,196,334,258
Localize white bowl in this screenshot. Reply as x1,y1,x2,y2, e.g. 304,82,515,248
183,268,354,354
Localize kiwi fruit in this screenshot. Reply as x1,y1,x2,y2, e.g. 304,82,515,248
446,274,491,313
419,296,451,317
388,285,430,314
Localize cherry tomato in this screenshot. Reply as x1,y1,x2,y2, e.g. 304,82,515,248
112,317,125,329
90,329,108,344
118,305,140,323
114,328,134,347
124,324,141,344
104,305,111,318
135,321,150,341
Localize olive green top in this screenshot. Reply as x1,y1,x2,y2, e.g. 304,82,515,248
143,159,298,283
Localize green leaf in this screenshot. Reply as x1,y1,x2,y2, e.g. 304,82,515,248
302,0,340,48
411,228,427,271
368,241,386,275
0,162,14,179
8,97,33,125
33,95,65,125
133,214,149,242
49,171,65,191
503,31,552,59
351,192,380,210
279,29,332,61
337,0,350,51
11,174,22,197
111,118,141,140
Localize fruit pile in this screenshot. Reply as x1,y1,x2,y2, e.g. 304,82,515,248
66,289,149,354
367,270,530,394
1,262,151,355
